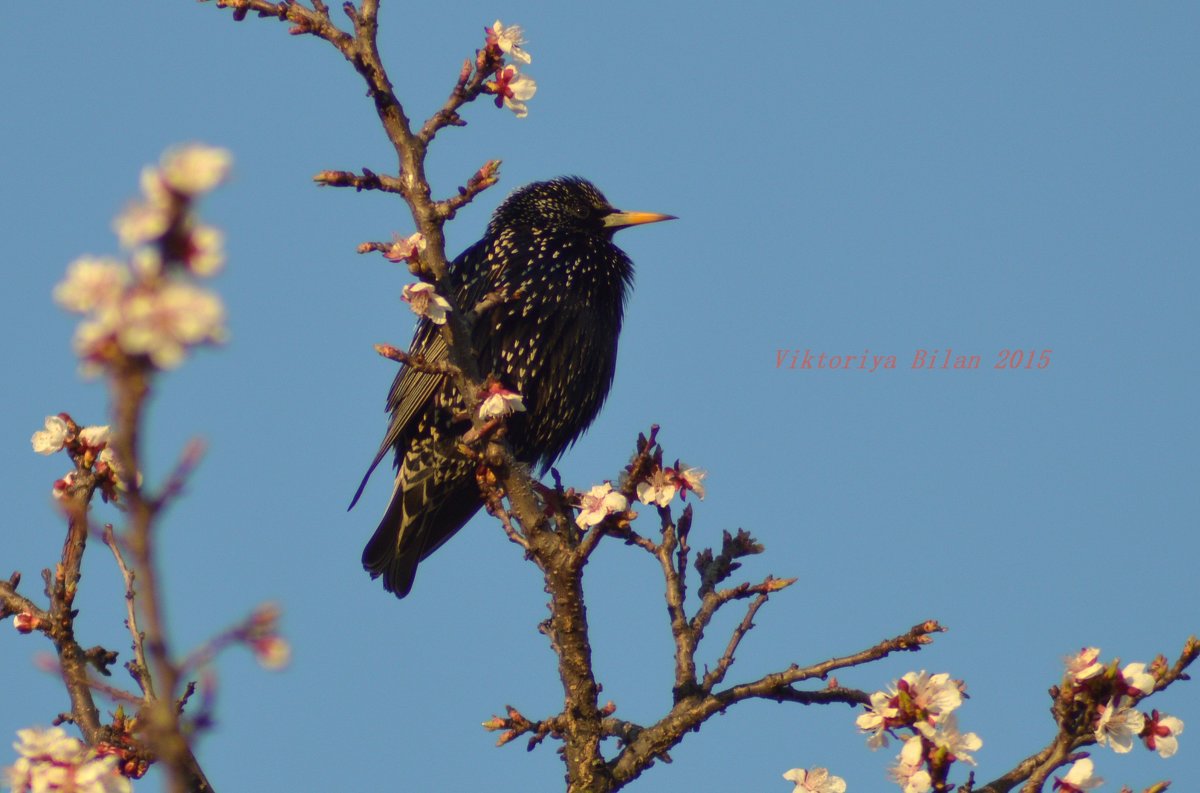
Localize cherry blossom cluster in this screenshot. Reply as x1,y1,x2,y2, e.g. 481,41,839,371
782,766,847,793
855,670,980,793
635,461,707,508
3,727,130,793
1061,647,1185,758
30,414,134,503
56,144,230,372
483,21,537,118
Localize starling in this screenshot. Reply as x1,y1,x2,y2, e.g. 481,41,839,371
351,177,674,598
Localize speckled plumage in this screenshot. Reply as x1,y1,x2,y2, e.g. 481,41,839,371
352,177,673,598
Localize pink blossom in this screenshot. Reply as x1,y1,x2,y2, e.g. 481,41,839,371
1143,709,1185,758
782,766,846,793
384,232,426,264
491,64,537,118
576,483,628,529
675,464,707,500
1065,647,1104,682
401,282,452,325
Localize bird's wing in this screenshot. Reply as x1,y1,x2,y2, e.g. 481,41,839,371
348,324,447,509
349,238,499,510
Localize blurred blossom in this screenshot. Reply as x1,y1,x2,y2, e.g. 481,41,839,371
77,425,111,450
251,635,292,671
186,225,225,277
54,258,129,314
1053,758,1103,792
160,144,232,195
31,416,70,455
4,727,130,793
115,282,226,369
52,472,77,500
114,200,171,249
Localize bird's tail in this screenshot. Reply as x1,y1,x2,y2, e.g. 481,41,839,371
361,466,483,599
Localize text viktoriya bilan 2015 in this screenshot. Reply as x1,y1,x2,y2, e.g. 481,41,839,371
775,349,1053,372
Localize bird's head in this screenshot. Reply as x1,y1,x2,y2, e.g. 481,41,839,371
489,176,675,239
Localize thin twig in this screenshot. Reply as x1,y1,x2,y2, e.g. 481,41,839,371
102,525,154,699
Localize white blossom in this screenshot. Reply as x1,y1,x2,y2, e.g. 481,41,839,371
856,689,897,749
78,425,111,449
54,257,129,313
490,20,532,64
186,224,225,277
916,712,982,765
478,388,526,420
676,464,707,500
782,766,847,793
1120,662,1155,696
401,282,452,325
117,281,226,368
5,727,130,793
1094,697,1145,753
576,483,628,528
1065,647,1104,682
493,64,537,118
1144,710,1185,758
888,735,932,793
114,199,171,248
1054,757,1103,792
636,469,678,507
31,416,70,455
160,144,232,195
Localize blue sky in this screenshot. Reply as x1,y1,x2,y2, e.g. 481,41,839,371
2,2,1197,791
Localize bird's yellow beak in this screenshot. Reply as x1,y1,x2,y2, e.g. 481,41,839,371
603,210,678,230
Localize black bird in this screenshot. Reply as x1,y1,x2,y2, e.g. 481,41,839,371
351,177,674,598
